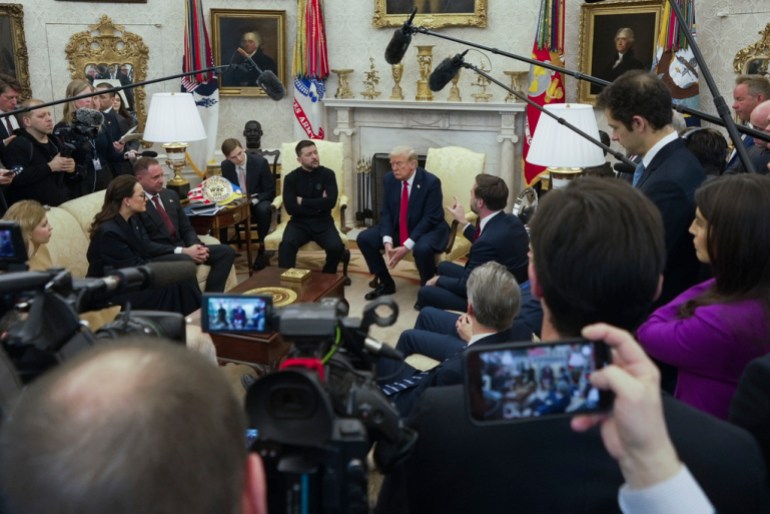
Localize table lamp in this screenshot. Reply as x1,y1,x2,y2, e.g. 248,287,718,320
143,92,207,198
526,103,605,189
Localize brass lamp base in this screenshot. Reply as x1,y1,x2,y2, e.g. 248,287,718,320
541,167,583,191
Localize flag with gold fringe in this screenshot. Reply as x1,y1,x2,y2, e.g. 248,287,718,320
293,0,329,140
523,0,566,186
653,0,699,122
182,0,218,176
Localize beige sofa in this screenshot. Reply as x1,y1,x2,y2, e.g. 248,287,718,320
44,190,237,290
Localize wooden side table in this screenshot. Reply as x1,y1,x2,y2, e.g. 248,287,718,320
189,199,253,274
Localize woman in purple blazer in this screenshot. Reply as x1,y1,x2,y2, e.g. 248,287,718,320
637,174,770,420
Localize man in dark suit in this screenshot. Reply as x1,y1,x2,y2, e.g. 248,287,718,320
94,82,133,177
358,146,449,299
416,174,528,311
220,138,275,269
376,178,770,514
597,70,705,306
376,261,521,418
134,157,235,292
0,73,21,164
727,75,770,169
726,99,770,174
278,140,344,274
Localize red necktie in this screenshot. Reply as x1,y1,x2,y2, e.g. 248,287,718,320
152,196,176,238
473,225,481,241
399,181,409,246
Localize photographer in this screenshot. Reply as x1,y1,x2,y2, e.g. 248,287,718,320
2,99,75,207
54,79,122,199
0,340,268,514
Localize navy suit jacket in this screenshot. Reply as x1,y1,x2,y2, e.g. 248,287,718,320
378,167,449,251
637,138,705,305
221,151,275,203
437,212,529,295
137,188,200,253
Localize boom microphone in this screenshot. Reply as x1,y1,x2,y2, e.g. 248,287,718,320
384,7,417,65
236,48,286,101
429,50,469,92
74,108,104,127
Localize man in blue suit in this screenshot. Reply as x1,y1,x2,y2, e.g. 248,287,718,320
417,174,529,311
376,261,521,418
358,146,449,299
598,70,705,307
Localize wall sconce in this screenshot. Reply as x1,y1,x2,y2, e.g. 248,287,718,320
142,92,207,198
527,103,605,189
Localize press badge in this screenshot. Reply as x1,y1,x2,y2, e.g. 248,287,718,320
93,158,102,171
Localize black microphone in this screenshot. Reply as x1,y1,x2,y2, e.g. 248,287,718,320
364,336,404,361
74,108,104,127
256,70,286,101
429,50,469,92
384,7,417,65
236,48,286,101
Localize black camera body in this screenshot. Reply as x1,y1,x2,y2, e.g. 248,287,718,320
242,298,415,514
52,121,97,159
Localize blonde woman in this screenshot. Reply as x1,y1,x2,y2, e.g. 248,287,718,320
2,200,53,270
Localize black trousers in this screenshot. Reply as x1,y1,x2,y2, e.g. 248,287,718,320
278,218,344,273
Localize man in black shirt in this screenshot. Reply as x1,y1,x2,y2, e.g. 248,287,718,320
278,140,344,273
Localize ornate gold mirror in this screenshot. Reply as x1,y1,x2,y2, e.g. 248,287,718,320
65,15,149,129
734,22,770,76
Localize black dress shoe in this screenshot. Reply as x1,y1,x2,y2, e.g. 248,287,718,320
252,254,268,271
368,276,380,288
365,282,396,300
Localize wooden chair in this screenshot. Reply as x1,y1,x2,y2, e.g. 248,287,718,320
262,139,351,284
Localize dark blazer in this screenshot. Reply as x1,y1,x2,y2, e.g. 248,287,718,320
437,212,529,294
637,138,705,305
86,215,153,277
378,167,449,251
376,385,770,514
138,189,200,249
220,151,275,202
730,353,770,478
2,129,70,206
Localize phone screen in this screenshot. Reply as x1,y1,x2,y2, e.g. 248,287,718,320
465,339,613,424
201,293,273,334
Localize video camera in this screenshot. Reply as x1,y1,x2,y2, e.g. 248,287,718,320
52,122,97,158
201,294,416,514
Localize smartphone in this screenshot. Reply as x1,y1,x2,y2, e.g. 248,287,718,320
200,293,273,334
464,339,613,424
0,221,28,265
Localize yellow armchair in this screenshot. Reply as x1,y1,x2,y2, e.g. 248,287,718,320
263,139,351,284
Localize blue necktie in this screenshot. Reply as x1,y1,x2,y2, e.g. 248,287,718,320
381,370,430,396
745,136,755,148
632,162,645,187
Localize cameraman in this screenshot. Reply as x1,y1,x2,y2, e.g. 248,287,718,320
54,79,122,199
0,340,268,514
2,99,76,207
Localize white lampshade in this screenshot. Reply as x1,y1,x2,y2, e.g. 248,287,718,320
143,92,207,143
526,103,605,168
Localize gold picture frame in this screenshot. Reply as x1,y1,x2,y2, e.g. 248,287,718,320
578,0,663,103
734,22,770,76
64,15,149,129
211,9,286,97
0,3,31,100
373,0,487,29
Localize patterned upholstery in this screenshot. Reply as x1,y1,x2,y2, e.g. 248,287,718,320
424,145,486,263
46,190,236,290
263,139,351,282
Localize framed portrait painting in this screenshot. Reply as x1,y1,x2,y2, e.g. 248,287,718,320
0,4,31,99
211,9,286,97
578,0,663,103
373,0,487,29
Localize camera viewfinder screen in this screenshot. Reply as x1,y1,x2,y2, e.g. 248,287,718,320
466,340,611,423
203,295,271,333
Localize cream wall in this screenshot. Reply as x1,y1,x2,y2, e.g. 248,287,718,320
18,0,770,160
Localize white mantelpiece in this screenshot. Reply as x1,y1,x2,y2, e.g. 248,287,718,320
324,99,526,226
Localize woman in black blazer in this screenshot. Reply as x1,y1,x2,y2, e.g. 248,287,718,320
87,175,201,315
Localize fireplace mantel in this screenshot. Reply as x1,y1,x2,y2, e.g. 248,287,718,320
324,98,526,226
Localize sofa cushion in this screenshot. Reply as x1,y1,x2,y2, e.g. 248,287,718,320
59,190,106,237
45,205,91,278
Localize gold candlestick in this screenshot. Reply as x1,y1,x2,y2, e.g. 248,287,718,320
503,71,529,103
415,45,434,101
331,69,354,99
447,69,462,102
390,63,405,100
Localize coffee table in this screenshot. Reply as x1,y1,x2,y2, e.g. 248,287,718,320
209,267,346,366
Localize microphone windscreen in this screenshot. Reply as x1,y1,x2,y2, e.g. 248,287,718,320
257,70,286,101
613,161,635,175
429,57,458,92
385,29,411,65
143,261,197,289
74,108,104,127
